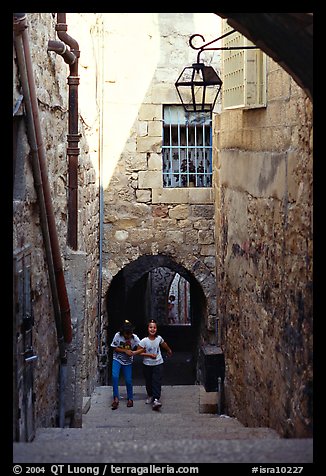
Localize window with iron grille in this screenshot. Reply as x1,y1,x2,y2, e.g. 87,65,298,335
162,105,212,188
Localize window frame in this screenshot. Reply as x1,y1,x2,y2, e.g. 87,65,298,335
162,105,213,189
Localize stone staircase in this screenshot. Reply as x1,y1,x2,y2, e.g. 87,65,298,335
13,385,313,463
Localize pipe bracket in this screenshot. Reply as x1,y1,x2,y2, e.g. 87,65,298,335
68,76,80,85
55,23,68,32
67,147,80,156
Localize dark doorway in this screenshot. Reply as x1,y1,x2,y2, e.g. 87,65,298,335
105,254,207,385
13,246,36,442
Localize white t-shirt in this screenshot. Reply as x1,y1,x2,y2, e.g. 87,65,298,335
139,335,164,366
110,332,140,365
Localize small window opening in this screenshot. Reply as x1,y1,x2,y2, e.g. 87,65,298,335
162,105,212,188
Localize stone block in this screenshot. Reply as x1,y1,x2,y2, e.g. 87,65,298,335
137,136,162,153
137,121,148,137
165,230,185,243
184,230,198,244
136,189,151,203
152,187,188,204
149,84,179,104
198,345,225,392
138,104,162,121
125,154,147,172
198,230,214,245
148,120,163,137
199,385,218,414
188,188,214,204
152,205,169,218
138,170,162,188
147,153,162,171
114,230,129,242
169,204,189,220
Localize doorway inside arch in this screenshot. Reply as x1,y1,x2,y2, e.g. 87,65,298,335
105,255,207,385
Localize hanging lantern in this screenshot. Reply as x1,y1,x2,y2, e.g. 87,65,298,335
175,30,258,113
175,62,222,113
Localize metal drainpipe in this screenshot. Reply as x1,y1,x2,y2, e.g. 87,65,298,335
13,13,69,428
47,40,76,66
13,13,73,345
55,13,80,251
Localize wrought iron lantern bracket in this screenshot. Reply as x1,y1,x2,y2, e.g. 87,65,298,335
175,29,259,113
189,28,258,63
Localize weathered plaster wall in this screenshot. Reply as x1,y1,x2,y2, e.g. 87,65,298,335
214,58,313,437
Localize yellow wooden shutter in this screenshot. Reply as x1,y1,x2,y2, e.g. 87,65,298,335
221,21,266,109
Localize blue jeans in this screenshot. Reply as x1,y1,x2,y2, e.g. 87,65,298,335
112,359,133,400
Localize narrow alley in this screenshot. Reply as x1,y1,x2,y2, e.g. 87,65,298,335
13,12,313,468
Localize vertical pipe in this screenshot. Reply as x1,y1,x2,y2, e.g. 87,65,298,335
13,14,72,344
168,107,172,186
56,13,80,251
177,110,181,187
67,84,79,251
14,13,68,427
184,280,187,324
14,25,63,346
186,113,189,188
217,376,222,415
59,364,67,427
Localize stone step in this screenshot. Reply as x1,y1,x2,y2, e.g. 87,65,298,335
82,405,244,424
72,384,278,440
34,423,280,441
12,385,313,464
82,414,245,429
87,385,201,413
13,436,313,464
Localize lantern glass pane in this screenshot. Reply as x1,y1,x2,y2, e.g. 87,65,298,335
177,66,194,83
176,65,221,112
177,84,219,112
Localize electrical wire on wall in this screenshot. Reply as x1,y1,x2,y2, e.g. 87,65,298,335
96,17,107,385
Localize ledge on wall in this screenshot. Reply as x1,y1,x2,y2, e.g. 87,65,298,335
198,344,225,392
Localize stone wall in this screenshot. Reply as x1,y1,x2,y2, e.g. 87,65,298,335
13,13,100,428
14,13,313,437
214,58,313,437
13,12,221,429
98,13,221,344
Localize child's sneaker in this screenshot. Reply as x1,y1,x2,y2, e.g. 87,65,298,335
145,396,153,404
152,399,162,410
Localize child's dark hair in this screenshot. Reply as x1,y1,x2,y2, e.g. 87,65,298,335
119,319,134,335
148,319,158,335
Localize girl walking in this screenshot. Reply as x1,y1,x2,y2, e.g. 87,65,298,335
110,320,143,410
137,319,173,411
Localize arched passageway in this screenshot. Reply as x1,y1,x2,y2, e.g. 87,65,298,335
105,254,208,385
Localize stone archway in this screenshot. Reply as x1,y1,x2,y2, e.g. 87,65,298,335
105,254,214,385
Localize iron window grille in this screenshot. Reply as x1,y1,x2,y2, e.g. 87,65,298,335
162,105,212,188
